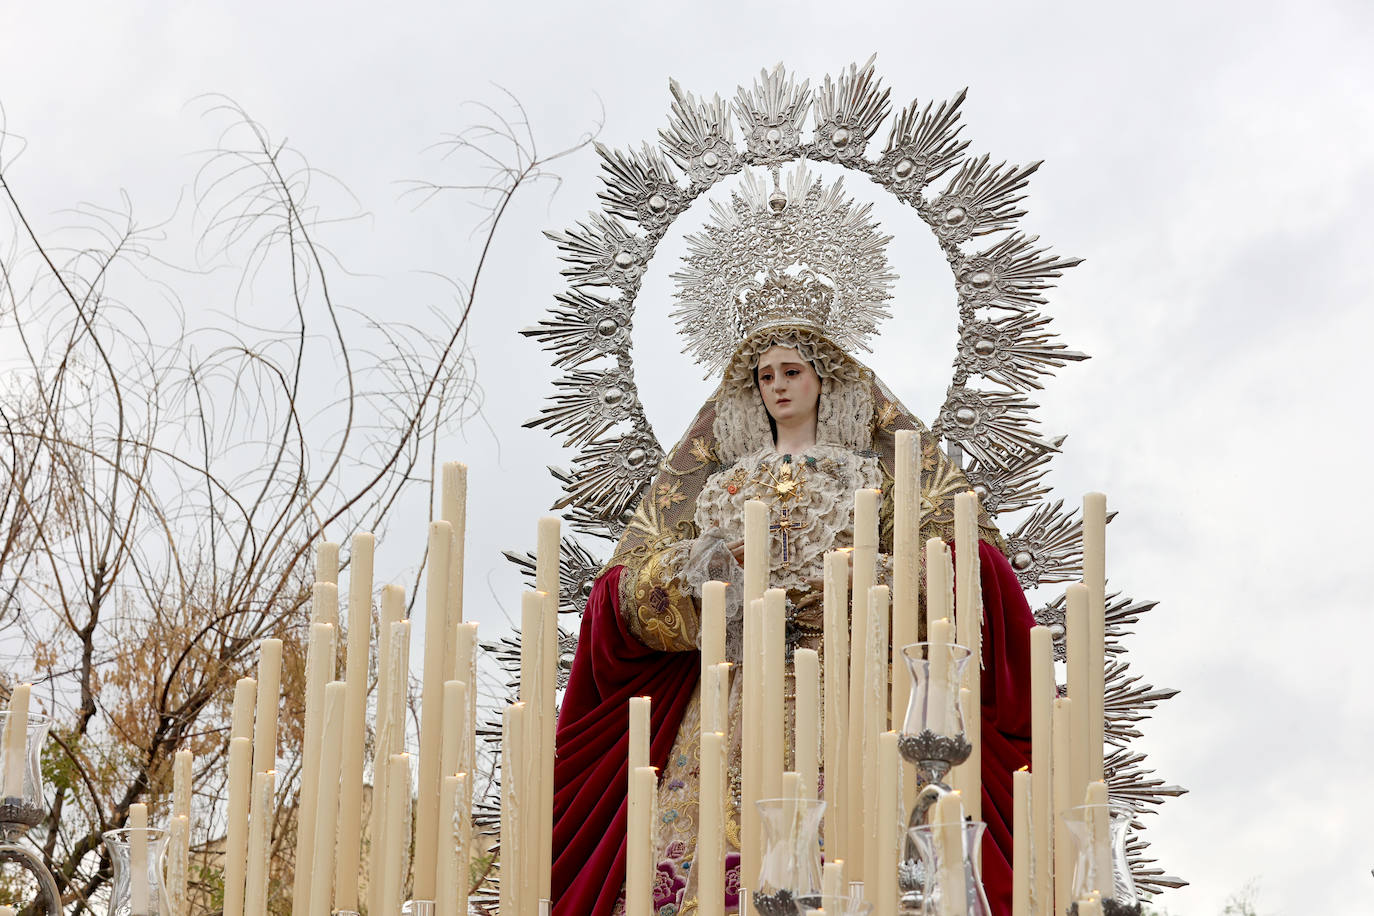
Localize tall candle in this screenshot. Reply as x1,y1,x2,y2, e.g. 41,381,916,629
382,754,411,916
794,649,819,800
861,584,889,893
309,682,346,916
1065,583,1091,826
1029,627,1055,916
1052,698,1074,916
244,769,275,916
368,591,406,916
454,772,471,916
762,588,786,801
336,531,374,914
312,581,339,628
167,815,188,916
252,639,282,775
629,695,650,771
703,662,728,735
742,497,768,914
627,766,657,916
1013,768,1030,916
892,432,921,822
173,749,192,821
500,706,526,916
928,619,953,735
847,487,879,879
291,621,335,916
415,520,454,902
1085,781,1112,897
743,499,768,607
699,731,726,916
535,518,560,907
442,461,468,641
1083,493,1107,785
821,550,849,862
129,802,149,916
224,737,253,916
702,580,726,671
440,680,467,780
876,731,899,916
954,491,982,822
230,677,257,742
437,773,463,916
1076,897,1103,916
954,686,981,816
455,622,479,783
316,541,339,586
3,683,31,798
935,792,967,916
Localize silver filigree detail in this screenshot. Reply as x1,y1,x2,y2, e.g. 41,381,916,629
962,436,1060,516
809,55,891,163
543,213,651,294
594,141,685,235
1005,499,1085,588
957,312,1087,390
501,535,608,617
520,289,632,369
870,88,971,204
1032,598,1068,662
734,63,812,164
897,729,973,767
660,79,741,186
923,154,1040,244
523,368,640,447
553,431,663,525
957,232,1084,313
936,387,1050,471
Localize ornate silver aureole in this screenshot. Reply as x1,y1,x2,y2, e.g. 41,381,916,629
514,58,1185,898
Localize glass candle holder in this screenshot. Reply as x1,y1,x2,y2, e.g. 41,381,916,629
805,891,873,916
103,828,170,916
0,712,52,832
754,797,826,912
906,820,992,916
899,643,973,739
1060,804,1139,907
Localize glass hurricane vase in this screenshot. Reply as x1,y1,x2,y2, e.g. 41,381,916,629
899,643,973,740
1061,803,1140,909
753,797,826,915
103,828,170,916
906,819,992,916
0,712,53,835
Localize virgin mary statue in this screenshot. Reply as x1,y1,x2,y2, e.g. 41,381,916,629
551,168,1036,916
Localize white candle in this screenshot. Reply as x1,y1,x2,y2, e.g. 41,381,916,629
762,588,786,801
415,520,454,902
847,488,879,880
455,771,471,916
368,589,406,916
699,731,726,916
1076,896,1103,916
954,491,982,822
3,683,31,798
455,622,479,783
1029,627,1055,916
1083,493,1107,785
230,677,256,742
173,749,192,820
1013,767,1030,916
381,753,411,916
316,541,339,586
892,432,921,822
309,682,346,916
935,792,967,916
742,500,767,911
129,802,149,916
925,538,954,654
442,461,469,640
794,649,819,800
822,858,845,899
1065,583,1091,828
535,517,560,908
336,531,374,914
252,639,282,776
291,621,335,916
224,737,253,916
437,773,463,916
861,584,889,894
244,769,274,916
822,550,849,862
627,765,657,916
928,619,952,735
499,706,522,916
1052,698,1074,916
312,581,338,628
702,580,727,670
629,695,650,771
1085,781,1112,897
955,686,980,816
167,814,188,916
876,731,899,916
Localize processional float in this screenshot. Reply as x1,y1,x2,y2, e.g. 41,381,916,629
0,58,1183,916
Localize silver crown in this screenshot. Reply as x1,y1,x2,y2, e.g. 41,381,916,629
670,164,896,374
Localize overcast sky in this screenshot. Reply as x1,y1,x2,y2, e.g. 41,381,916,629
4,2,1373,913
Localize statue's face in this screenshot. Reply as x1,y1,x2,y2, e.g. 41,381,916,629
755,345,821,427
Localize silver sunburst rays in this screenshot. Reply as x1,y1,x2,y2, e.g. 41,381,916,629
671,165,896,375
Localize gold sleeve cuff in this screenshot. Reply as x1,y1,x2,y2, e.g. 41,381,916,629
619,544,701,652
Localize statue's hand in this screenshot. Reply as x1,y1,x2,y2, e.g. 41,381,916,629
726,538,745,565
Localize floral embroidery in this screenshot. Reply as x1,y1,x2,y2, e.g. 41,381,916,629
654,861,687,910
724,853,742,907
657,480,687,509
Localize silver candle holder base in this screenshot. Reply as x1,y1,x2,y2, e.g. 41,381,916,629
1068,902,1142,916
1,800,62,916
895,730,973,915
